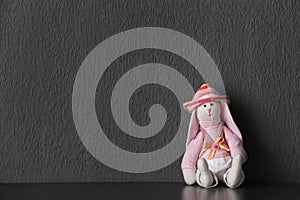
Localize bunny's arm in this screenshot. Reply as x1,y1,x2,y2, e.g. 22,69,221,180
181,131,205,171
223,126,248,163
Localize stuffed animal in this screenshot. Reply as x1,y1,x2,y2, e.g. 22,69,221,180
181,84,247,188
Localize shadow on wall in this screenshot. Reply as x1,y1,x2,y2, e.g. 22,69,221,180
230,99,281,185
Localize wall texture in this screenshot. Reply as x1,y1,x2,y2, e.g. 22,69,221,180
0,0,299,184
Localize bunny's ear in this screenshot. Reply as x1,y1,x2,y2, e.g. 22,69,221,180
220,102,243,141
186,109,200,147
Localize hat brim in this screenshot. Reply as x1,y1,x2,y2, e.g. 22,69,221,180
183,96,230,112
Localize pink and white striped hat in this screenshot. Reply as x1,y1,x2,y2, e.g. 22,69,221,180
183,84,230,112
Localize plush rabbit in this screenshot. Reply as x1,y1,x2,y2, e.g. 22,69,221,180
181,84,247,188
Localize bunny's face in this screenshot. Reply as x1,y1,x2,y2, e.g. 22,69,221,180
196,101,221,121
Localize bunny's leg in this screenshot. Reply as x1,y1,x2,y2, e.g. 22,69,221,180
223,154,245,188
196,158,218,188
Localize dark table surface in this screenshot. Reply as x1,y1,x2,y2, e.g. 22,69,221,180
0,183,299,200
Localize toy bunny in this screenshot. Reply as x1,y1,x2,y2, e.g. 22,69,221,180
181,84,247,188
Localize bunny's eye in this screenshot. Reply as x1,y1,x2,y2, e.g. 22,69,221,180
203,104,207,108
210,103,214,106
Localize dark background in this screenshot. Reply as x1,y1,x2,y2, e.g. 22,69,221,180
1,0,299,184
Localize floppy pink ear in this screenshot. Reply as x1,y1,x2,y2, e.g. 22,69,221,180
186,109,200,147
220,102,243,141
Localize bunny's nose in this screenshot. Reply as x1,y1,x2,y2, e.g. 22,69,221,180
208,109,212,116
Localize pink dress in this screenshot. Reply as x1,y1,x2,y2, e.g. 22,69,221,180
181,119,247,172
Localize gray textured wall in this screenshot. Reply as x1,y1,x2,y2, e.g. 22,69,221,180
1,0,299,184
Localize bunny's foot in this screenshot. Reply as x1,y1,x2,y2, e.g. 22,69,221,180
196,158,215,188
